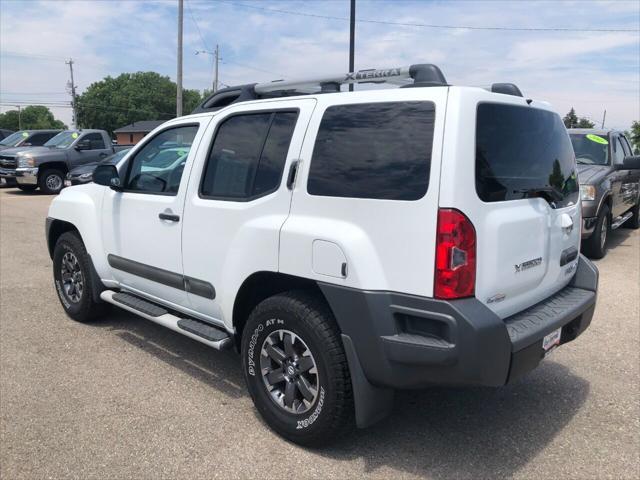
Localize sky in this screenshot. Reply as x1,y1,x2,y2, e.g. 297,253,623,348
1,0,638,131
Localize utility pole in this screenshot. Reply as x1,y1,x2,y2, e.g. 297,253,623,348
65,58,78,128
214,44,219,93
349,0,356,91
176,0,184,117
601,109,606,129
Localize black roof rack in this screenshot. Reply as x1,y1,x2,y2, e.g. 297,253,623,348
191,64,524,113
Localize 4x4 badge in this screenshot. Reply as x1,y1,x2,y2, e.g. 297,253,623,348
515,257,542,273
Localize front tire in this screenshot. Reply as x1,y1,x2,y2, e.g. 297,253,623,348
53,232,105,322
241,291,354,446
39,169,65,194
583,205,610,259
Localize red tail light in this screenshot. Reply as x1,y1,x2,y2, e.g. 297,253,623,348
434,208,476,299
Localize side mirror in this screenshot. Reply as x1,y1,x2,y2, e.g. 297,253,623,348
93,164,122,191
75,139,91,151
623,155,640,170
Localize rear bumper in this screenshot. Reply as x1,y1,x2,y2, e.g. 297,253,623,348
0,167,38,185
320,254,598,390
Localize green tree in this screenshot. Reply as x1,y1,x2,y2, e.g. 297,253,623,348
563,108,578,128
576,117,595,128
563,108,594,129
76,72,203,135
0,105,66,131
630,120,640,154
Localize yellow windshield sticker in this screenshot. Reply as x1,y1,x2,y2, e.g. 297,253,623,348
586,134,608,145
71,132,79,139
22,132,28,137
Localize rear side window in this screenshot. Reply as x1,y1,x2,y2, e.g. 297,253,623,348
476,103,578,206
200,111,298,200
83,132,106,150
307,102,435,200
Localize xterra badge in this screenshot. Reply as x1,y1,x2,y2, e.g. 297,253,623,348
515,257,542,273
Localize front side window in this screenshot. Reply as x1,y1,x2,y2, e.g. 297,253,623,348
307,102,435,201
570,133,610,165
124,125,198,194
81,133,106,150
613,137,626,164
200,111,298,200
476,103,579,206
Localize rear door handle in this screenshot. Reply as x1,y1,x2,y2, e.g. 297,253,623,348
287,160,299,190
159,212,180,222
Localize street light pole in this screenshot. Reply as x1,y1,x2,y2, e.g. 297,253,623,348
214,44,219,93
177,0,184,117
349,0,355,92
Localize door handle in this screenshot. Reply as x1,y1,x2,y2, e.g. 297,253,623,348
287,160,299,190
159,212,180,222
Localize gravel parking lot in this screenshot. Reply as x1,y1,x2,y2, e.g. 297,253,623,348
1,187,638,479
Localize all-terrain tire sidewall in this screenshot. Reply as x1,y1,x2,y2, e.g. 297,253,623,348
39,169,64,194
53,232,102,322
241,294,351,445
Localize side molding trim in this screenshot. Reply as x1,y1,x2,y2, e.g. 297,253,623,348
107,254,216,299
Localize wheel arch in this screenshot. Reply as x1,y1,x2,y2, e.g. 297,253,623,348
46,218,80,259
39,161,69,175
232,271,330,346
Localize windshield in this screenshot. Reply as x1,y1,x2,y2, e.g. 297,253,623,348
44,131,80,149
569,133,609,165
100,148,130,165
0,131,28,146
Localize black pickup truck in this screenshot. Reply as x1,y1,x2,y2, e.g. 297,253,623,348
569,129,640,258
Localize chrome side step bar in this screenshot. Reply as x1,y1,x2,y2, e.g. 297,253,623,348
611,211,633,230
100,290,232,350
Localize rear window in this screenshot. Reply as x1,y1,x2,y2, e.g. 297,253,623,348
476,103,578,206
307,102,435,201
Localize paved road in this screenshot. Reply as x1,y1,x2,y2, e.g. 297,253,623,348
1,187,638,479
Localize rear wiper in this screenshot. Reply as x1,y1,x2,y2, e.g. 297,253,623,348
515,186,564,202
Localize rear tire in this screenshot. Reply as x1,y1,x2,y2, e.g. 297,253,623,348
583,205,609,259
622,201,640,229
241,291,354,447
39,168,65,194
53,232,106,322
17,185,37,192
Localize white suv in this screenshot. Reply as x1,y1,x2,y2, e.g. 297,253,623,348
46,64,598,446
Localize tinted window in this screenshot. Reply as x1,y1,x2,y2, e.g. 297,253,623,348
307,102,434,200
570,133,609,165
201,111,297,199
476,103,578,206
28,133,55,146
83,133,106,150
125,125,198,194
620,136,632,157
613,137,626,164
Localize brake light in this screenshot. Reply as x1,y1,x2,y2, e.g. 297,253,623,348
434,208,476,299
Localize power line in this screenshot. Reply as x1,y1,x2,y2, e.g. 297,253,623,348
220,0,639,33
186,0,211,51
0,51,67,61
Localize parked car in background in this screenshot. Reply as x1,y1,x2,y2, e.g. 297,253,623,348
0,129,129,194
0,129,61,151
569,128,640,258
65,148,131,186
0,129,15,141
0,130,63,186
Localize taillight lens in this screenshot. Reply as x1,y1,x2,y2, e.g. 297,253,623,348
434,208,476,299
